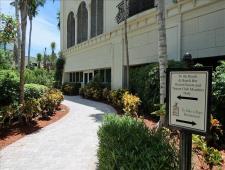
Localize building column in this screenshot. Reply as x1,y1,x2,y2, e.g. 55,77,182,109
88,4,91,39
75,14,78,44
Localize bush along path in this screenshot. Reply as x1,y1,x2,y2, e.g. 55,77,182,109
0,96,116,170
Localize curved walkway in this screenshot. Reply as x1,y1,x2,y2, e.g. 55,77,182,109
0,96,116,170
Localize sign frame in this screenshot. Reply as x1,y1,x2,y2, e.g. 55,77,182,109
166,67,212,135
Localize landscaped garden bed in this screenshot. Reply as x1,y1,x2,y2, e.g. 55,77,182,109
0,68,66,149
75,60,225,170
0,104,69,149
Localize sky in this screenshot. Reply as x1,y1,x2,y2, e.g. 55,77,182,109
0,0,60,57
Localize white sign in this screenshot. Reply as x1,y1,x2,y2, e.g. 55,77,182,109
168,70,209,133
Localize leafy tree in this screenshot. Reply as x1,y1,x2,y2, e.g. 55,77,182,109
0,49,14,69
0,13,17,51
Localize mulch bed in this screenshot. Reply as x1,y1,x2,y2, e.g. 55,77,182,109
142,115,225,170
0,104,69,150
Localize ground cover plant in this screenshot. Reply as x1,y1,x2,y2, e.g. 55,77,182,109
97,114,179,170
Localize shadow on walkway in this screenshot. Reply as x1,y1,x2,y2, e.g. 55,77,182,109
64,95,116,114
64,96,116,123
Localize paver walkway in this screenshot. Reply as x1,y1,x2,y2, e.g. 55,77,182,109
0,96,116,170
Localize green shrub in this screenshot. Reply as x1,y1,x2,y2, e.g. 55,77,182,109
0,49,14,69
129,61,185,115
193,135,223,169
79,81,106,100
24,83,48,100
97,115,179,170
122,91,141,117
20,99,41,123
25,68,55,87
102,88,111,102
0,71,19,106
212,61,225,129
39,89,64,116
0,103,20,128
109,89,127,109
62,82,81,95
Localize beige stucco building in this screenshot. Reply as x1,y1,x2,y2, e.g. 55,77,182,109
61,0,225,89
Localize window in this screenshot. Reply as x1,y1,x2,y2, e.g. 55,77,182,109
94,68,111,83
129,0,155,17
116,0,155,23
69,72,83,83
76,72,80,82
80,72,83,82
77,2,88,44
72,72,76,82
91,0,103,38
67,12,75,48
69,73,73,82
106,69,111,83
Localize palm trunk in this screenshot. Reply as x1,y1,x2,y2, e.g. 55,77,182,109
15,0,21,67
19,0,28,105
157,0,168,127
124,0,129,89
28,16,32,66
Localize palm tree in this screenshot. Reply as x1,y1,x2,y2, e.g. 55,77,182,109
124,0,129,89
56,11,60,30
156,0,168,127
27,0,45,66
50,42,57,69
10,0,21,66
36,53,42,68
50,42,56,54
18,0,28,104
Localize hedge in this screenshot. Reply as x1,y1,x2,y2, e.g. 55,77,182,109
97,114,179,170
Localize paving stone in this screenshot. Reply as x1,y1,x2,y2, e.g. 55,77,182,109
0,96,116,170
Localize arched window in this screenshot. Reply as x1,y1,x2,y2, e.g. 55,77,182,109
129,0,154,17
67,12,75,48
91,0,103,38
77,2,88,44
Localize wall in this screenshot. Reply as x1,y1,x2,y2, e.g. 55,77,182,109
181,0,225,58
61,0,225,89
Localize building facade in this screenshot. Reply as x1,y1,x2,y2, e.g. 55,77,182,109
61,0,225,89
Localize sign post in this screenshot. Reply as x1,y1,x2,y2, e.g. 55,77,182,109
166,67,212,170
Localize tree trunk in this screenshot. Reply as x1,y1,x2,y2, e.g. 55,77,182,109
19,0,28,105
15,0,21,67
156,0,168,128
28,16,32,67
124,0,129,89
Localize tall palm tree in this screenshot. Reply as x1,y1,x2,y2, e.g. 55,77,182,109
27,0,45,66
36,53,42,68
56,11,60,30
10,0,21,66
19,0,28,104
50,42,56,54
156,0,168,127
124,0,129,89
50,42,57,69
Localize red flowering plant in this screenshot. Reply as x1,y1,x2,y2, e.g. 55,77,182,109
206,115,224,149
